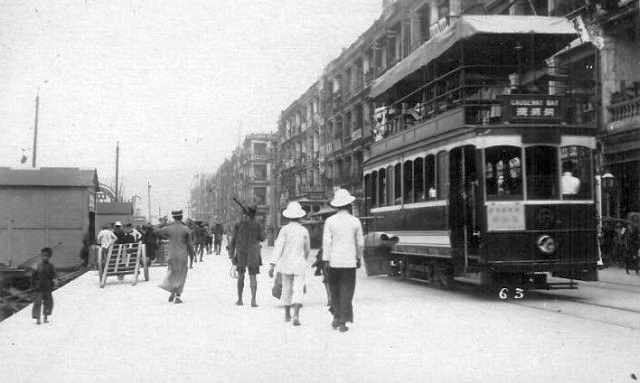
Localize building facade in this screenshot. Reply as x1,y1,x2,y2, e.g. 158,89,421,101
191,133,277,238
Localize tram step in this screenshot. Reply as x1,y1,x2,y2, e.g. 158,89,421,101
547,282,578,290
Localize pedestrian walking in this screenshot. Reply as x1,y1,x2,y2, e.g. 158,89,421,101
228,204,265,307
626,222,640,274
31,247,60,325
269,201,311,326
213,223,224,255
97,224,117,271
155,210,196,304
322,189,364,333
142,224,157,262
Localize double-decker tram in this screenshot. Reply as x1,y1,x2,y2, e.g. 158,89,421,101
362,15,599,292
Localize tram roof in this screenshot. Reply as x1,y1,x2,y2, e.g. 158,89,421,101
370,15,579,99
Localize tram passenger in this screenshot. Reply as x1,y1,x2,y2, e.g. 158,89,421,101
561,162,581,196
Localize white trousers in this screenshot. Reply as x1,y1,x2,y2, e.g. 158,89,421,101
281,273,305,306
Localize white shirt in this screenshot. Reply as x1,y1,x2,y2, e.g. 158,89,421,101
97,229,117,249
322,210,364,268
561,172,580,195
271,222,311,275
131,228,142,242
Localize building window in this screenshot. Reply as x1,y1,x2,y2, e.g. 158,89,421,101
253,164,267,180
253,187,267,205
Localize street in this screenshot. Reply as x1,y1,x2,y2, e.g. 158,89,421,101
2,247,640,383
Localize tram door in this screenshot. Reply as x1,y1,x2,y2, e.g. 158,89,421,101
448,145,480,273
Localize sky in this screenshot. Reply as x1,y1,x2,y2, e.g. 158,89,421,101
0,0,382,220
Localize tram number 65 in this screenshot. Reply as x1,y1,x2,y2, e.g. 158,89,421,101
498,287,525,300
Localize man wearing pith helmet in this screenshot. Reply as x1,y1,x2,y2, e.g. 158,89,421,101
322,188,364,333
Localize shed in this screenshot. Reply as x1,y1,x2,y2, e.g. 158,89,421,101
95,202,134,229
0,167,99,268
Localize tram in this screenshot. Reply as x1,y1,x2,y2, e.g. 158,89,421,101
362,15,599,291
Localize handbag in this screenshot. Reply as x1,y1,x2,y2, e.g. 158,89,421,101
271,272,282,299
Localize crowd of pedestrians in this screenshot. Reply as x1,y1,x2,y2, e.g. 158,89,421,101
601,218,640,274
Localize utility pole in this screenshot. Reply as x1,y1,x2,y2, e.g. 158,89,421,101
147,180,152,223
32,94,39,168
115,141,120,201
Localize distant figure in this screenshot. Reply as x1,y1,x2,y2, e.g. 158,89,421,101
561,162,580,196
142,224,157,262
79,239,90,268
213,223,224,255
131,225,142,242
229,204,265,307
626,223,640,275
322,189,364,333
30,247,59,325
96,224,117,267
204,223,213,254
269,201,311,326
113,221,126,244
155,210,196,304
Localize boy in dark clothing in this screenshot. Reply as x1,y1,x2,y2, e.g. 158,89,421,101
31,247,59,325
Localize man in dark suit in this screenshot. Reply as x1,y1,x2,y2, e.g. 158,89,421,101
228,205,265,307
155,210,196,304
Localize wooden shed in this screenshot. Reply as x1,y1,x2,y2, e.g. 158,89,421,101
95,202,133,229
0,167,99,268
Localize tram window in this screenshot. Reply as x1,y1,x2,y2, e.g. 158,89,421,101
436,151,449,199
525,146,559,200
387,166,394,206
426,155,436,200
404,161,414,204
394,164,402,205
485,146,522,200
364,174,372,211
371,171,378,207
379,168,386,207
561,145,592,199
414,158,425,202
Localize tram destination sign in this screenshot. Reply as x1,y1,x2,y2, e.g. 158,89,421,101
502,95,563,123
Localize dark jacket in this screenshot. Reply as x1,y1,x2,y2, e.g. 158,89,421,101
31,261,57,292
229,217,265,268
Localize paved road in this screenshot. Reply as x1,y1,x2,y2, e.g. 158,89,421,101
2,247,640,383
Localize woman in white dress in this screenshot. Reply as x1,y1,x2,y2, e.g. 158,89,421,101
269,201,311,326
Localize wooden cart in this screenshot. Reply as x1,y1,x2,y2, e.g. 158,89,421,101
97,243,149,288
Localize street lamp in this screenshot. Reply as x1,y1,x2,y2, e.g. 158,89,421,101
601,171,616,219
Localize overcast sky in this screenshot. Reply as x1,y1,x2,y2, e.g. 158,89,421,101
0,0,382,219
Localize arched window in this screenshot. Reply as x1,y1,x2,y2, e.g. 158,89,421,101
425,154,436,200
414,158,425,202
371,171,378,207
436,151,449,199
485,146,523,200
526,146,559,199
364,173,371,212
378,168,387,207
404,160,414,204
394,164,402,205
386,166,393,206
560,145,592,199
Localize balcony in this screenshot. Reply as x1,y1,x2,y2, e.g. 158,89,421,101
607,94,640,133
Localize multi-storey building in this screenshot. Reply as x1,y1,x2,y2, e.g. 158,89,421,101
277,82,325,222
190,133,277,239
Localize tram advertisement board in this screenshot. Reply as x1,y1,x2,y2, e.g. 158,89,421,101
502,95,563,123
487,202,525,231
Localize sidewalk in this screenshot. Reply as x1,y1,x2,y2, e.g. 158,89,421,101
597,266,640,286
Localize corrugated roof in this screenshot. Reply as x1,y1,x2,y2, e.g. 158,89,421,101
0,167,98,187
96,202,133,215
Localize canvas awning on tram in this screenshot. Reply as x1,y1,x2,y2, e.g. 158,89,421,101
370,15,579,99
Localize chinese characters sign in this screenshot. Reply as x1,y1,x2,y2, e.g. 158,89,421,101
487,202,525,231
503,95,562,123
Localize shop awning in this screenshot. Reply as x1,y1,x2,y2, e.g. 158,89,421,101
370,15,579,99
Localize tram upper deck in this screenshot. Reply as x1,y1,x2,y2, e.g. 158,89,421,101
366,15,591,162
